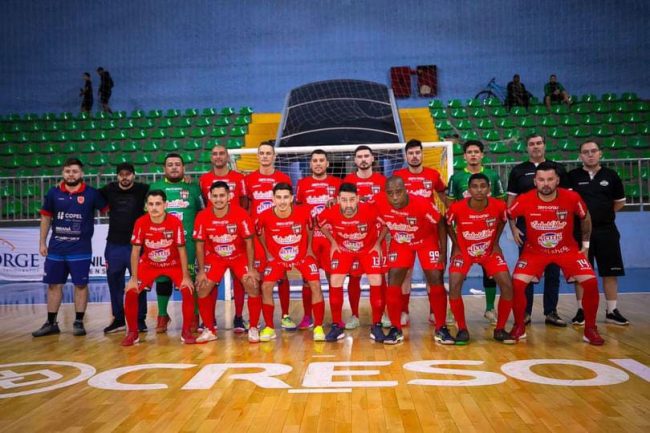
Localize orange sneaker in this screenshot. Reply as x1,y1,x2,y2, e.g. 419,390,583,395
121,331,140,347
156,315,171,333
583,327,604,346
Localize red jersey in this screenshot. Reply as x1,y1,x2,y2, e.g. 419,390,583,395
376,195,441,247
131,213,185,268
199,170,246,205
318,203,379,253
257,205,312,263
508,188,587,255
296,175,342,238
193,205,254,260
393,167,446,200
244,169,292,221
446,198,507,258
343,172,386,204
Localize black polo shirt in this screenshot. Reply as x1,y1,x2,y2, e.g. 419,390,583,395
568,166,625,227
100,182,149,244
507,160,570,196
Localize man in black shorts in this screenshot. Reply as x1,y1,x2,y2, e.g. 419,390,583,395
568,141,629,325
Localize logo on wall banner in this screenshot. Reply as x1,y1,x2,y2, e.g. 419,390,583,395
358,224,367,233
77,196,85,204
556,210,568,221
227,224,237,234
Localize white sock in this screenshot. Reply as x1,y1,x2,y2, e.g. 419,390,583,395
606,300,617,313
576,298,582,308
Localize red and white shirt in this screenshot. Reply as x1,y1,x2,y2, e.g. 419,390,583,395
199,170,247,205
343,172,386,204
393,167,446,200
256,205,312,263
318,203,379,253
131,213,185,268
376,195,441,247
508,188,587,255
244,169,292,221
296,175,342,238
193,205,254,260
446,198,506,258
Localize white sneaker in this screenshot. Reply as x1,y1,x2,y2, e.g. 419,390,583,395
484,309,497,325
248,327,260,343
381,313,392,329
345,315,360,330
400,312,410,327
196,328,218,343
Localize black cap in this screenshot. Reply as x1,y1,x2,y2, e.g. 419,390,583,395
116,162,135,174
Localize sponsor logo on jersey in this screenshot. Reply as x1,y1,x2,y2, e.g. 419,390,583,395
386,222,418,232
209,233,236,243
538,232,562,248
306,194,330,205
600,180,609,187
531,220,567,230
279,246,298,261
253,190,273,200
468,242,489,257
343,240,364,252
256,201,273,215
149,249,171,263
57,212,83,220
77,196,85,204
215,244,235,257
462,229,493,241
227,224,237,234
394,232,412,244
167,199,190,209
272,234,301,245
145,238,173,249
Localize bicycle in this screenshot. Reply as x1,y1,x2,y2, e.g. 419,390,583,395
474,78,507,104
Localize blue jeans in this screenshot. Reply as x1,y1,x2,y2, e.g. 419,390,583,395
105,242,146,323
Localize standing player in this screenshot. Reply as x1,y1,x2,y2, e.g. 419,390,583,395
256,183,327,341
244,141,295,330
122,190,195,346
199,144,249,332
446,140,506,324
393,138,447,325
508,163,604,345
342,145,387,330
33,158,108,337
446,174,516,344
295,149,341,330
376,176,447,344
318,183,386,342
193,181,262,343
568,141,629,325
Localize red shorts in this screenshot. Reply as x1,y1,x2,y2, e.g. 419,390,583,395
312,236,331,273
138,262,184,291
331,249,383,276
387,241,443,271
263,255,320,283
449,252,509,277
513,250,596,282
205,254,250,283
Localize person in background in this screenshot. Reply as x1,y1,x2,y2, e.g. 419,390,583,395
80,72,93,113
96,67,114,113
506,74,530,111
544,74,571,111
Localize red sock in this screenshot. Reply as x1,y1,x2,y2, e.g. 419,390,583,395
428,284,447,330
580,277,600,329
496,297,513,330
329,286,344,325
512,279,528,326
302,284,312,317
347,276,361,317
449,297,467,330
369,285,383,323
278,279,290,316
380,279,387,312
180,287,195,332
262,303,275,329
198,293,215,331
312,300,324,326
386,285,402,330
209,286,218,325
125,290,139,332
248,295,262,328
401,293,410,313
233,278,245,317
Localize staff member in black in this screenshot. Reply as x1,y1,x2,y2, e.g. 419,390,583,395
507,133,570,326
100,163,150,333
568,141,629,326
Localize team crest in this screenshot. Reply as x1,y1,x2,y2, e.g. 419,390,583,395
351,261,359,271
516,260,527,269
226,224,237,234
453,257,464,268
423,180,432,189
180,190,189,200
292,224,302,235
556,210,568,221
388,252,398,262
264,267,272,277
485,218,496,228
327,186,336,196
371,185,380,194
77,196,85,204
358,223,368,233
164,230,173,240
331,259,339,270
407,217,417,226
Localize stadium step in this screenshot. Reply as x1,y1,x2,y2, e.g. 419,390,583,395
398,107,439,142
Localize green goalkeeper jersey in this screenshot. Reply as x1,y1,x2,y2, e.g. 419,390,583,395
447,167,505,201
148,178,203,240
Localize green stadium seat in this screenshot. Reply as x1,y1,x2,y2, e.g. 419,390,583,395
601,93,617,102
226,138,243,149
165,109,180,118
169,128,185,139
27,122,42,132
42,113,57,121
201,108,217,117
621,92,638,101
158,118,173,128
510,106,527,117
612,102,632,113
151,129,167,139
540,116,558,127
488,142,509,154
571,103,591,114
181,153,195,164
154,153,167,164
580,94,597,103
184,108,198,117
84,167,100,175
428,100,444,109
80,142,97,153
81,121,98,131
173,118,192,128
497,118,515,129
460,131,479,141
450,109,468,119
430,109,447,119
2,202,23,218
93,111,110,120
88,154,109,166
435,120,452,132
615,124,637,136
43,121,60,132
455,119,472,130
517,117,536,128
602,138,625,151
122,141,138,152
150,165,164,174
466,99,482,108
39,143,57,155
641,123,650,134
498,155,517,163
130,110,145,119
624,184,640,200
52,131,69,143
59,142,79,154
210,127,227,138
501,129,519,139
119,119,135,129
547,127,567,139
482,130,500,141
558,115,580,127
163,140,181,151
31,131,50,143
90,130,107,141
136,118,154,129
477,119,494,130
624,112,644,123
1,156,21,169
142,141,160,152
110,154,129,165
190,128,207,138
129,129,147,140
632,101,648,112
0,184,16,198
134,154,151,165
484,98,501,107
582,115,600,126
557,139,578,152
113,111,127,120
24,156,44,168
7,114,21,121
18,144,36,155
453,157,466,169
452,143,463,155
46,155,65,167
110,130,128,141
146,110,162,119
229,126,247,137
489,107,507,118
594,125,614,137
215,116,231,126
184,140,202,151
100,119,117,130
629,137,649,149
198,152,212,164
592,102,609,114
220,107,235,116
239,106,254,115
530,105,546,115
100,141,120,152
447,99,463,109
550,105,569,115
192,117,211,127
234,116,251,126
570,126,591,138
15,132,30,143
71,131,90,141
512,142,526,153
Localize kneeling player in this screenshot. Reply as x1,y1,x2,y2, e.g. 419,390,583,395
318,183,386,342
257,183,327,342
446,174,516,345
193,181,262,343
122,190,195,346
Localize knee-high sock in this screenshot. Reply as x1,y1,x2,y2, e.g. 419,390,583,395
347,275,361,317
125,290,139,332
449,297,467,330
485,286,497,311
401,293,410,313
193,289,199,315
329,286,344,326
380,278,387,312
180,287,195,332
156,280,172,317
233,278,245,317
262,303,275,329
209,286,218,325
302,283,312,317
580,277,600,329
278,279,290,316
512,279,528,326
248,295,262,328
496,297,513,330
429,284,447,330
386,285,402,331
198,293,215,331
369,285,383,324
312,300,324,327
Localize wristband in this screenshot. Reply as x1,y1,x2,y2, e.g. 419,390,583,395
582,241,590,249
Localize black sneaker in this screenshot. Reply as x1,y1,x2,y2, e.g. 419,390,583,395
138,320,148,333
370,323,385,342
455,329,470,345
524,313,532,326
32,321,61,337
233,315,247,333
545,311,567,327
605,309,630,326
73,320,87,336
104,319,126,334
325,323,345,342
571,308,585,326
383,327,404,345
434,326,455,345
493,328,516,344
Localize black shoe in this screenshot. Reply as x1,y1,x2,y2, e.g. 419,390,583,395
455,329,470,345
370,323,385,342
73,320,87,336
434,326,455,345
233,315,247,333
325,323,345,342
493,328,516,344
32,321,60,337
103,319,126,334
524,313,532,326
605,308,629,326
545,311,567,327
383,327,404,345
138,320,148,333
571,308,585,326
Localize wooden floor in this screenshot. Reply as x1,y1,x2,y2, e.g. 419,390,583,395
0,294,648,433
